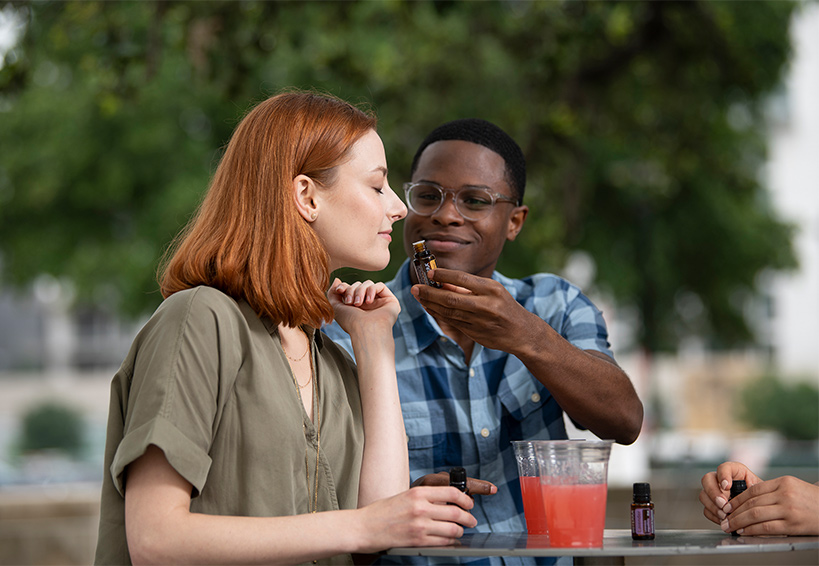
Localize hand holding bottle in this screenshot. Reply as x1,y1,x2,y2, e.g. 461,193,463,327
700,461,819,536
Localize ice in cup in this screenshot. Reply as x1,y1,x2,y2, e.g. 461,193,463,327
511,441,548,535
535,440,613,547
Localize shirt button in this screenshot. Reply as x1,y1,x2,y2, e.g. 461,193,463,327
469,368,475,378
531,392,541,403
439,337,447,343
480,428,490,438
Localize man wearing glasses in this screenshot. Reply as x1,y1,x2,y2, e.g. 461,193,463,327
325,119,643,565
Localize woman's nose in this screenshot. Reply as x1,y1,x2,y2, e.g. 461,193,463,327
388,186,408,221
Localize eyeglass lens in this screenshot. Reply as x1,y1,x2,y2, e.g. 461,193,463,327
407,184,496,220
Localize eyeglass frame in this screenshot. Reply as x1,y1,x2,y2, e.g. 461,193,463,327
402,181,521,221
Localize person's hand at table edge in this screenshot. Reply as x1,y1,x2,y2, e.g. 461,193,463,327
700,460,819,536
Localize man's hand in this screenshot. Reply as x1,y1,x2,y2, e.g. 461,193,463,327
411,471,498,497
410,268,537,354
412,267,643,446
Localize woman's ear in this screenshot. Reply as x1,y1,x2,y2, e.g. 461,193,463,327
293,174,319,222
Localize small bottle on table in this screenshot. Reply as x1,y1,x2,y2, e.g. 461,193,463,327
631,482,655,540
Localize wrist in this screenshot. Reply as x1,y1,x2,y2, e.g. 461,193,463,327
344,317,395,338
349,329,395,349
347,508,375,554
511,312,557,361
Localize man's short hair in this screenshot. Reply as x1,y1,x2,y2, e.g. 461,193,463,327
410,118,526,202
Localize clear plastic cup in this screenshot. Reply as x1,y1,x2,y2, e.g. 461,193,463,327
535,440,613,547
511,440,548,535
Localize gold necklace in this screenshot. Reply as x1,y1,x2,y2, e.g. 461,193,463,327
283,328,312,388
287,333,320,514
283,330,311,363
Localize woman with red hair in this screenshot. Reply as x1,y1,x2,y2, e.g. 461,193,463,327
94,90,476,565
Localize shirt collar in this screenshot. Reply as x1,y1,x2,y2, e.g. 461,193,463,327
256,306,324,350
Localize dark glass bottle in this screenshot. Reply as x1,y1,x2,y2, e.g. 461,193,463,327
631,482,655,540
449,466,468,493
729,480,747,536
412,240,443,288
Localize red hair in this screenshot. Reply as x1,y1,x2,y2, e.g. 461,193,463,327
158,90,377,327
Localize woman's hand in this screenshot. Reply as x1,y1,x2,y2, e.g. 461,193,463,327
720,477,819,536
328,278,400,337
700,461,764,525
354,486,477,553
700,461,819,536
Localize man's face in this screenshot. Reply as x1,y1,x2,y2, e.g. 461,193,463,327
403,140,527,279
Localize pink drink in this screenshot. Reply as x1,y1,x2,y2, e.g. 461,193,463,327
542,483,607,547
519,476,548,534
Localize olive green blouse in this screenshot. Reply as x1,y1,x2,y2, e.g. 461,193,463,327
94,286,364,565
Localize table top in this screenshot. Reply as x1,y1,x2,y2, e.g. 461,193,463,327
386,529,819,558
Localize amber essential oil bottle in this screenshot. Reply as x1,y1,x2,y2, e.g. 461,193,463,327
631,482,655,540
412,240,443,288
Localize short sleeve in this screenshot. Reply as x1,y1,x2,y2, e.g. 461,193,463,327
528,274,614,359
110,287,244,497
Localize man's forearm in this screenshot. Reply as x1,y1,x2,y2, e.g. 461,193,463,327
512,316,643,444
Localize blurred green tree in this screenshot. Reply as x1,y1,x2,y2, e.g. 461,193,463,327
0,0,798,352
738,375,819,441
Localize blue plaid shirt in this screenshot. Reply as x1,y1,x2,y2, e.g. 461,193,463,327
322,260,613,566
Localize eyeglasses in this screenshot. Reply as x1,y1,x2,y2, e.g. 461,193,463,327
403,182,520,221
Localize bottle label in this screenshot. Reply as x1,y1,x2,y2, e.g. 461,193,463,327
414,258,442,288
631,508,654,536
414,261,431,286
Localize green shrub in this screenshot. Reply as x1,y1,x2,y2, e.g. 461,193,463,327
738,375,819,441
18,400,86,457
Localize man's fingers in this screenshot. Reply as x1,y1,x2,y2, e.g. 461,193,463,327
427,268,479,290
466,478,497,496
411,472,497,497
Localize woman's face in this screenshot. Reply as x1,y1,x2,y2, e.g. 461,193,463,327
312,129,407,272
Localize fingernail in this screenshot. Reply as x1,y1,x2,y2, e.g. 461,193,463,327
715,496,727,508
344,296,352,304
717,509,726,520
736,528,744,535
721,480,731,491
723,503,732,514
720,519,730,532
354,297,362,305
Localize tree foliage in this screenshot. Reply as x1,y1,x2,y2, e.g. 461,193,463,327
0,0,799,352
739,375,819,441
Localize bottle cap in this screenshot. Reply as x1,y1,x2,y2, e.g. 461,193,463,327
449,466,466,484
730,480,747,499
633,482,651,497
412,240,427,253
